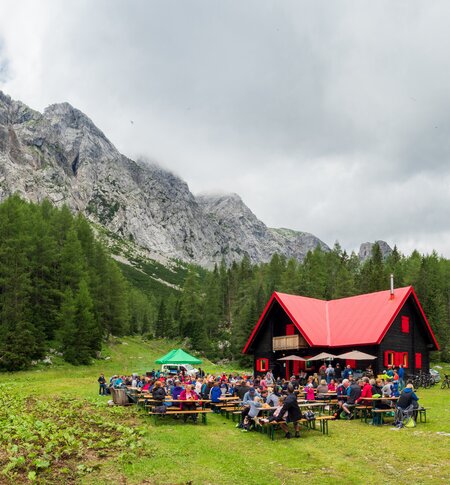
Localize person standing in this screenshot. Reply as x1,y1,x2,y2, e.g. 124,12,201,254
325,364,335,384
398,365,405,391
98,374,107,395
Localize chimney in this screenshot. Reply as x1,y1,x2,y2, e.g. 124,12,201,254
390,274,394,299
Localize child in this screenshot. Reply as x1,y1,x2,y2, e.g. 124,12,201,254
259,396,287,424
305,383,315,401
242,396,262,431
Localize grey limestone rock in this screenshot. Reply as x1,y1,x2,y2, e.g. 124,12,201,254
0,91,329,267
358,240,393,261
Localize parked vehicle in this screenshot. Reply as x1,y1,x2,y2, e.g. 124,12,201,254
160,363,198,377
430,368,441,383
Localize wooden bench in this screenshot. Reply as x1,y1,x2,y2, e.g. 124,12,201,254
260,416,332,440
355,405,372,422
371,409,395,425
149,409,212,425
220,406,242,419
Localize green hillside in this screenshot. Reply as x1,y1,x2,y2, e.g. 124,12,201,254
0,337,449,484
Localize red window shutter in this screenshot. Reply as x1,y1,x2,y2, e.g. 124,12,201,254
286,324,295,335
415,353,422,369
384,351,390,367
401,316,410,333
293,360,300,375
346,359,356,368
394,352,403,367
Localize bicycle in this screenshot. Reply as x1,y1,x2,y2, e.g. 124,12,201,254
441,375,449,389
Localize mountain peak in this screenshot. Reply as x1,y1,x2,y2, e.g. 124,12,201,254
0,91,330,266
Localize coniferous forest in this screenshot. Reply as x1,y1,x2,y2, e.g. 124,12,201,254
0,196,449,371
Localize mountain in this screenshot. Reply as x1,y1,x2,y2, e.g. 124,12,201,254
0,90,329,267
358,240,393,261
197,193,329,263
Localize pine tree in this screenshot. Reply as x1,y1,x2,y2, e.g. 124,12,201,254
0,196,45,370
155,299,167,338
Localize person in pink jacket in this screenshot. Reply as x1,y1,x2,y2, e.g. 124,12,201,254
179,384,200,423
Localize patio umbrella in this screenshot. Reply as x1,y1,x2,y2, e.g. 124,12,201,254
277,355,306,361
307,352,337,361
336,350,376,360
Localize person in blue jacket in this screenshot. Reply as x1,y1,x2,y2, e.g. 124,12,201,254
209,381,223,413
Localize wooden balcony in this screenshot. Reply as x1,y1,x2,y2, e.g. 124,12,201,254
273,334,307,351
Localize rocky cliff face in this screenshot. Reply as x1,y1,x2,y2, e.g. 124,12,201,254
0,91,329,266
197,194,329,263
358,240,393,261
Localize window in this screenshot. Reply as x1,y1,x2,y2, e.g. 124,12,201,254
256,358,269,372
401,316,410,333
415,353,422,369
402,352,409,368
285,324,295,336
394,351,409,368
384,351,395,367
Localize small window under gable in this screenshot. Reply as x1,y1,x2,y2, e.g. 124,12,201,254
285,323,295,335
256,358,269,373
401,316,410,333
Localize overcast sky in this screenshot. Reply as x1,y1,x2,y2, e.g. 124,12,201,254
0,0,449,257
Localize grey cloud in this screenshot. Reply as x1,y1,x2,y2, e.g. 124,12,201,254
0,0,449,257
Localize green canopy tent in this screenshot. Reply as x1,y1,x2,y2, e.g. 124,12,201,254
155,348,202,365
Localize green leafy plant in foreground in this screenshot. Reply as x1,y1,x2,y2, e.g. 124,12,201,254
0,387,152,483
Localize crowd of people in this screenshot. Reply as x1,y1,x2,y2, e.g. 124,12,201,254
96,362,418,434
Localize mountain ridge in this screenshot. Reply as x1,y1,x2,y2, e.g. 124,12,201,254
2,90,393,267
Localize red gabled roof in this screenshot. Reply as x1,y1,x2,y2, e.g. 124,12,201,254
242,286,440,353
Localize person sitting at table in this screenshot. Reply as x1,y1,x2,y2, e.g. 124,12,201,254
234,380,248,400
382,378,393,398
356,377,373,405
209,381,223,413
180,384,200,423
316,379,329,399
259,388,269,404
341,379,361,419
396,383,419,418
328,379,337,392
236,387,260,428
241,396,263,431
172,380,184,400
275,384,301,439
266,387,279,407
371,378,382,396
152,380,169,406
259,395,287,424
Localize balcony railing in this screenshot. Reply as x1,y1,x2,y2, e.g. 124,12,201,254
273,334,307,351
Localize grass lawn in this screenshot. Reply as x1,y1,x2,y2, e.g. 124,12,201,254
1,337,449,484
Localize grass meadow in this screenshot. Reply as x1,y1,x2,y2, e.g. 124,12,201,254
0,336,449,484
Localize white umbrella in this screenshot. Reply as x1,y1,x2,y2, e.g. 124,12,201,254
307,352,337,361
277,355,306,361
337,350,377,360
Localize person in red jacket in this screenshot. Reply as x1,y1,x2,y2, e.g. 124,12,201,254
356,377,373,406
